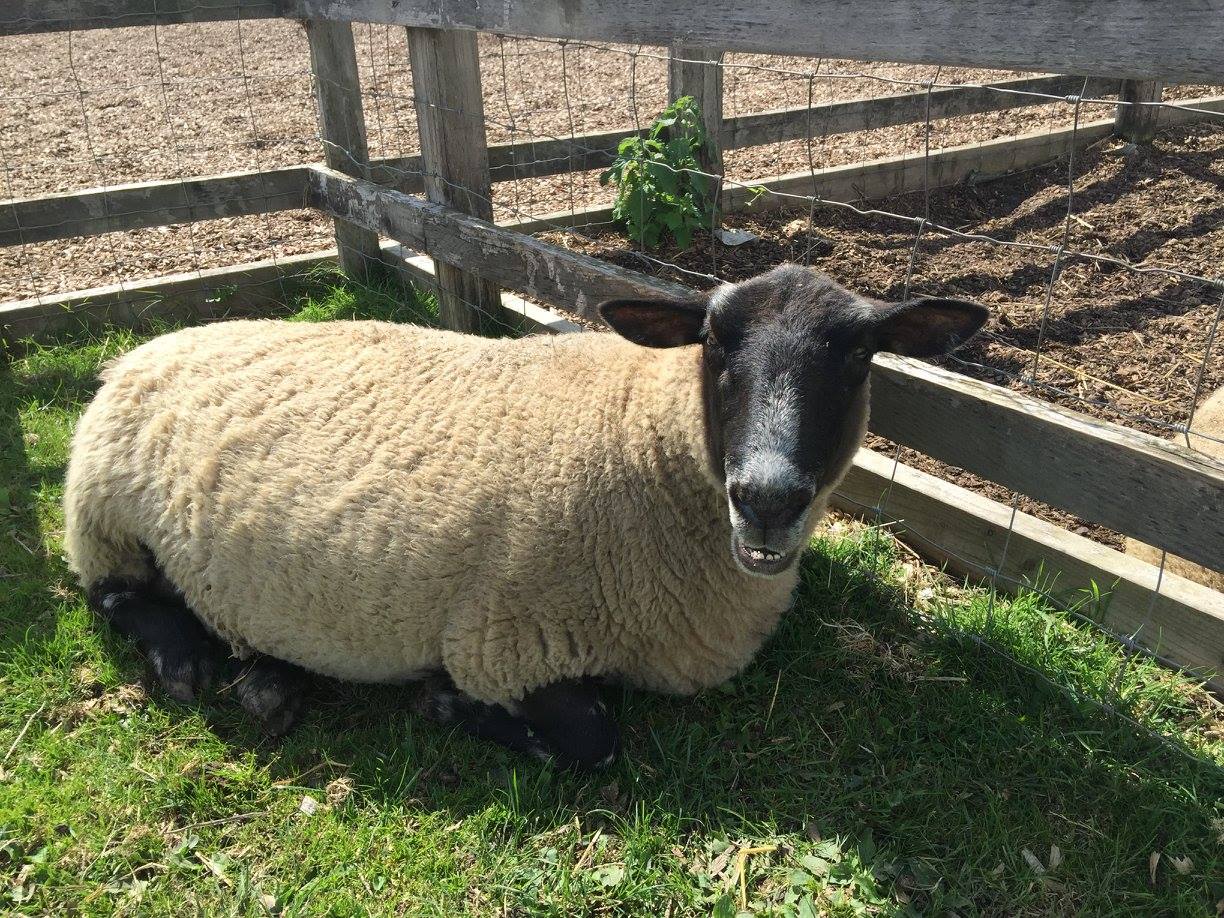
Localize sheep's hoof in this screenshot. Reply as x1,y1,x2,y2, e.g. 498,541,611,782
147,640,216,702
231,658,308,737
413,677,463,725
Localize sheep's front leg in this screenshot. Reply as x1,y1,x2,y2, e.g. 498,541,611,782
416,675,619,770
225,655,311,737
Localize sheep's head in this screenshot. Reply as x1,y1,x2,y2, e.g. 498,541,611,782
599,264,988,578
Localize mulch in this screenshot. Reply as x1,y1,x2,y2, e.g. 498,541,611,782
539,121,1224,548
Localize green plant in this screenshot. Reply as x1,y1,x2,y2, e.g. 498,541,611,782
600,95,715,249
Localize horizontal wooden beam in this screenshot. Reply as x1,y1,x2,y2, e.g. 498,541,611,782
306,163,1224,572
306,163,693,307
369,74,1118,191
0,167,307,247
724,95,1224,211
0,247,334,347
0,0,277,34
6,91,1216,249
379,243,583,336
834,446,1224,686
281,0,1224,84
0,0,279,33
7,1,1224,84
724,75,1115,149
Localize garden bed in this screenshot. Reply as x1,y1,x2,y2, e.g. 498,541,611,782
539,120,1224,549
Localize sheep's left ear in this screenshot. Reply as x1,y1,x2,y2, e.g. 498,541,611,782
874,297,990,357
597,296,708,348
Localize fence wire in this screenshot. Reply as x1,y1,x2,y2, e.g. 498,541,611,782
1,19,1222,768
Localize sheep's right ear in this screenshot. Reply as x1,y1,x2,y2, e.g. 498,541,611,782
598,297,708,348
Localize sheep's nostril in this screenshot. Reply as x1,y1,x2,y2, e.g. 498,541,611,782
728,483,762,529
730,481,813,533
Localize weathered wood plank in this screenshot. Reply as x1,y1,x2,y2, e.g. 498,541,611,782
9,0,1224,83
8,90,1217,250
723,96,1224,212
0,248,330,347
305,164,692,312
669,44,724,184
306,18,382,279
379,244,584,336
724,75,1115,149
1114,80,1165,144
0,0,277,34
307,163,1224,571
406,26,501,333
0,166,306,247
833,446,1224,685
869,357,1224,575
723,119,1113,212
283,0,1224,83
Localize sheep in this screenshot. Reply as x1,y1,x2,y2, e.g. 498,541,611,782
1124,386,1224,593
64,265,988,768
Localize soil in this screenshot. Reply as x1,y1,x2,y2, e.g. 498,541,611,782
537,121,1224,548
2,21,1217,300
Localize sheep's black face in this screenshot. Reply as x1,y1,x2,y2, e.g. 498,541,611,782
599,264,989,578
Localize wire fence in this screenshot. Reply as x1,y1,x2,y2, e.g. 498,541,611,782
1,18,1222,764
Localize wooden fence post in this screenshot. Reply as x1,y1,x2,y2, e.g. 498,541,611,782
406,27,501,333
305,19,382,280
1114,79,1164,144
668,45,724,230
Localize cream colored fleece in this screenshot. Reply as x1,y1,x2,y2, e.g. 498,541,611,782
1124,387,1224,593
65,320,810,704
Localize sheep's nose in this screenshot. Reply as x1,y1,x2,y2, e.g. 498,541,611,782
728,480,814,536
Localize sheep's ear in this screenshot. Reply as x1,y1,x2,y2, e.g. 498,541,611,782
874,297,989,357
597,296,708,348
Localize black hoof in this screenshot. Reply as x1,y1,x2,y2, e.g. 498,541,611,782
146,635,218,702
230,658,309,737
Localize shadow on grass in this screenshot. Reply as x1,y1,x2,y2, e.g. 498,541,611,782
0,357,59,661
164,540,1224,913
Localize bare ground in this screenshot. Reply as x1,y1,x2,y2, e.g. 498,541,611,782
2,20,1216,299
539,121,1224,547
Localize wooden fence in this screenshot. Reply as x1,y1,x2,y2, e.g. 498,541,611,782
2,0,1223,685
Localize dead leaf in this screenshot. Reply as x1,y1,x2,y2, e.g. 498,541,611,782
1048,845,1063,871
298,795,319,816
1149,851,1160,885
325,777,354,806
1169,855,1192,875
708,845,736,882
803,821,821,843
1021,849,1044,874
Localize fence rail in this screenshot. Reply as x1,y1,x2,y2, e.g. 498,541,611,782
7,0,1222,82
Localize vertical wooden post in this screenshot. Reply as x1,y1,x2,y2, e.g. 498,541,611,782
1114,79,1164,144
668,43,724,230
406,27,501,334
305,19,382,280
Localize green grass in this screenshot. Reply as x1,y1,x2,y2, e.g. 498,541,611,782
1,277,1222,916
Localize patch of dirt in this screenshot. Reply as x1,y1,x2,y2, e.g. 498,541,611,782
540,121,1224,548
3,22,1216,301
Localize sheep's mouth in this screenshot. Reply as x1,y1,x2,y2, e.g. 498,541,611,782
732,533,799,577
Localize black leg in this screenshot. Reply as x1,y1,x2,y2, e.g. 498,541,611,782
225,655,311,737
87,577,225,702
415,675,620,770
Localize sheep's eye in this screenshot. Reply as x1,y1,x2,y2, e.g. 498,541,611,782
851,346,871,362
